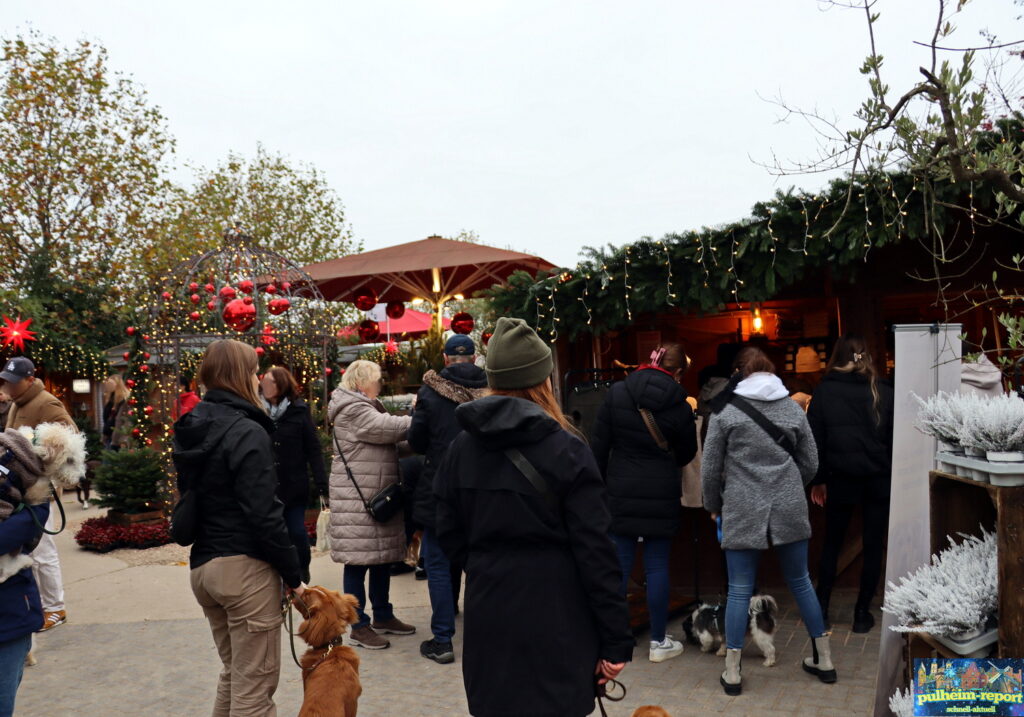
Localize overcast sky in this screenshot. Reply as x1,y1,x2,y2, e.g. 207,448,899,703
2,1,1017,268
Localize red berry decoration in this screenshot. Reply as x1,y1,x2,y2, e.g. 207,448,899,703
219,286,237,301
139,364,150,373
161,291,173,301
357,319,380,343
125,326,136,336
354,290,378,312
451,312,474,335
255,347,265,357
205,283,216,294
190,311,201,321
189,282,199,292
190,294,201,304
268,298,291,315
482,331,494,346
238,280,255,294
385,301,406,320
207,301,217,312
222,298,257,332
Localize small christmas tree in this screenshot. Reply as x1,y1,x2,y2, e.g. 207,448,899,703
93,448,167,514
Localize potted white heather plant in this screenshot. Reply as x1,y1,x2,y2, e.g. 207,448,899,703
883,531,997,642
914,392,968,452
960,394,1024,462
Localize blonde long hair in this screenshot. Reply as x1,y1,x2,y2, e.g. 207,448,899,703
104,374,130,406
198,340,262,409
489,380,579,436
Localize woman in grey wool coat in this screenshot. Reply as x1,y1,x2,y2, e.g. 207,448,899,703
328,359,416,650
701,346,835,696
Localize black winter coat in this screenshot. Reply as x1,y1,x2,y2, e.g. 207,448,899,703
407,362,487,530
267,397,329,506
435,396,632,717
807,371,895,504
172,389,301,589
591,368,698,538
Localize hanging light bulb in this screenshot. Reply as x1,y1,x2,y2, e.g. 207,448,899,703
752,305,764,334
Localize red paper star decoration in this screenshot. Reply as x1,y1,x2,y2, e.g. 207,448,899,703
0,316,37,352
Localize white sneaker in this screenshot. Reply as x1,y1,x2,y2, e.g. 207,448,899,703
649,636,685,663
82,501,90,509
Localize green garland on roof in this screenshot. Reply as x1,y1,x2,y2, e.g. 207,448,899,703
488,170,992,341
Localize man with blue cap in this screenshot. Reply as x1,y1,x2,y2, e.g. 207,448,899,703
407,334,487,664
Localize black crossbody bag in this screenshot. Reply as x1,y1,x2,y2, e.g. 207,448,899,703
727,394,798,460
330,419,404,524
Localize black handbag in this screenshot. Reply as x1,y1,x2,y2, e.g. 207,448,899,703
170,486,199,546
332,430,404,524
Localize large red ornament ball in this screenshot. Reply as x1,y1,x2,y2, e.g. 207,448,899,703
161,291,173,301
238,280,255,295
126,379,136,388
219,286,237,301
142,335,150,341
358,319,380,343
190,294,201,304
354,290,378,312
143,352,151,360
268,298,291,315
132,428,141,438
482,331,494,346
139,364,150,373
385,301,406,320
125,326,136,336
451,312,474,335
122,351,131,361
204,283,216,294
264,284,278,295
189,282,199,292
128,398,138,406
206,300,217,312
243,296,254,305
280,281,292,292
190,311,201,321
222,298,257,332
255,347,265,357
325,367,333,376
143,405,154,415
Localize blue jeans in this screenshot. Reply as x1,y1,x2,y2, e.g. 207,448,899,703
343,564,395,629
724,539,826,649
0,633,31,717
282,502,311,582
611,534,672,642
421,528,455,643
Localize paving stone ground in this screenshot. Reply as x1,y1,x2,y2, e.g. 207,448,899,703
16,497,881,716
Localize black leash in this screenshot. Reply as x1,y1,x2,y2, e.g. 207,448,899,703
595,678,626,717
282,591,309,670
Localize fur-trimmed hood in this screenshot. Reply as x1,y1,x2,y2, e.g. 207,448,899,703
422,366,488,405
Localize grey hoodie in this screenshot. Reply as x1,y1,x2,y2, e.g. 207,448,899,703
701,373,818,550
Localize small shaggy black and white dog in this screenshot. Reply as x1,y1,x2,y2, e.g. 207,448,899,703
683,595,778,666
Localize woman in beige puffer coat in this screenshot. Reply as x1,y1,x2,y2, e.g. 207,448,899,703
327,360,416,649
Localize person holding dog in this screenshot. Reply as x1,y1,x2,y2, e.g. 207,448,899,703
407,334,487,665
591,342,697,663
327,359,416,650
173,340,304,717
702,346,834,695
260,366,328,585
434,317,632,717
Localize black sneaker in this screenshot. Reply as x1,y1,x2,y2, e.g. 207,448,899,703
415,566,427,580
420,638,455,664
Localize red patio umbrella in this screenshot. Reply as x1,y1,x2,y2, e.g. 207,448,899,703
303,236,555,328
342,308,450,341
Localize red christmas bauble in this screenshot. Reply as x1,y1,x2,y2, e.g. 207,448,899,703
238,280,255,294
280,281,292,291
358,319,380,343
190,311,201,321
189,282,199,292
243,296,254,305
131,428,141,437
255,347,265,357
206,300,217,312
128,398,137,406
204,283,216,294
142,335,150,341
265,284,278,295
143,405,154,415
385,301,406,320
139,364,150,373
143,352,151,360
126,379,136,388
219,286,237,301
354,290,378,312
268,298,291,315
451,312,474,335
122,351,131,360
222,298,257,332
482,331,494,346
190,294,201,304
125,326,136,336
126,409,135,417
325,367,333,376
161,291,173,301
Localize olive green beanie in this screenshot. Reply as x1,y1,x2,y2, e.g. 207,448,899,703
484,317,553,390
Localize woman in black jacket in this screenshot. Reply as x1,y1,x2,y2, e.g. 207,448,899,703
591,343,697,663
807,334,894,633
435,317,632,717
173,340,303,717
260,366,328,584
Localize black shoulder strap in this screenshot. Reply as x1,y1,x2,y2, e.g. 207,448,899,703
728,395,798,460
504,448,559,516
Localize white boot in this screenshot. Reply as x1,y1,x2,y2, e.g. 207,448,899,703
802,635,837,683
721,648,742,695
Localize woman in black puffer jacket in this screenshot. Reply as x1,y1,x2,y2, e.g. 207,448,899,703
260,366,328,584
807,334,894,634
591,343,697,663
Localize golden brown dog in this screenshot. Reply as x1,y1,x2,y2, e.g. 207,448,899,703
295,586,362,717
631,707,672,717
